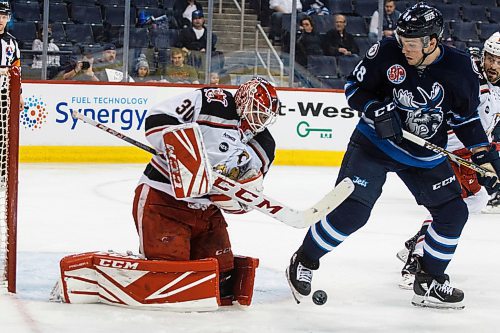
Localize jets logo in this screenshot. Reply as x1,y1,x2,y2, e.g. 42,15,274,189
366,42,380,59
205,88,228,107
387,64,406,84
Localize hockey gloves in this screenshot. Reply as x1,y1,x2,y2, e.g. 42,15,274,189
471,145,500,194
365,99,403,144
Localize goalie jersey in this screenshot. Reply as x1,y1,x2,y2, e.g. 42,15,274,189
140,87,276,205
345,37,489,168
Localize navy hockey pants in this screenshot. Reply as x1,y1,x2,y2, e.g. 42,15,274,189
302,130,468,277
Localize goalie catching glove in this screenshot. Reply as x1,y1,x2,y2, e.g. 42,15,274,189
210,169,264,214
471,144,500,194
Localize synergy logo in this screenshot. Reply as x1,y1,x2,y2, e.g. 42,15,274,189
20,95,48,130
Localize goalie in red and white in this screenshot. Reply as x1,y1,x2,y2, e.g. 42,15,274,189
52,77,280,311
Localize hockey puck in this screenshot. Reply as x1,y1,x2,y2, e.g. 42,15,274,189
312,290,327,305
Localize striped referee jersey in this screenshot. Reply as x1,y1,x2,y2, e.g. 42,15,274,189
0,31,20,67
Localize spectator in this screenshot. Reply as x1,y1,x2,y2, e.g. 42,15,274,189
163,48,200,84
132,54,153,82
61,52,98,82
177,10,217,54
173,0,203,29
369,0,401,43
210,71,220,85
269,0,303,41
177,10,221,69
302,0,329,16
270,0,302,13
323,14,359,57
93,43,124,82
31,25,60,69
296,16,324,67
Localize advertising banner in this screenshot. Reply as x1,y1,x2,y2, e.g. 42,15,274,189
20,82,359,164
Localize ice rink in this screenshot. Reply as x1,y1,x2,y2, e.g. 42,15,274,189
2,163,499,333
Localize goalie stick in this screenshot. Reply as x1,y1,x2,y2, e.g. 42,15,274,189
71,110,354,228
402,130,494,177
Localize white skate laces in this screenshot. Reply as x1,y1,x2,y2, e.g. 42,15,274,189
297,262,313,283
432,280,454,296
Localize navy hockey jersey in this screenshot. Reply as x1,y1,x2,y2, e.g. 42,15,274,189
345,38,489,168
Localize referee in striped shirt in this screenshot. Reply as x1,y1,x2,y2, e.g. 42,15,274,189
0,1,24,111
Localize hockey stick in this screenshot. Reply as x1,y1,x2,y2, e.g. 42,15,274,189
71,110,354,228
402,130,493,176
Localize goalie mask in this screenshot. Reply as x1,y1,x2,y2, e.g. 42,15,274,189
235,77,279,139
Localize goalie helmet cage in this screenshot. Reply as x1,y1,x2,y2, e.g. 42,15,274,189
0,66,21,293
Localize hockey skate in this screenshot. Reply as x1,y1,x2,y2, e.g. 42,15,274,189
285,246,319,304
482,192,500,214
412,272,464,309
398,255,419,290
396,232,420,263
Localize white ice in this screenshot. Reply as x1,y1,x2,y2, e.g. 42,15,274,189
2,163,499,333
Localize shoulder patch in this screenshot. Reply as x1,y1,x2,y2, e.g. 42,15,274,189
386,64,406,84
205,88,228,107
366,42,380,59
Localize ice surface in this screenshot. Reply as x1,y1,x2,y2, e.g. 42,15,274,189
2,164,499,333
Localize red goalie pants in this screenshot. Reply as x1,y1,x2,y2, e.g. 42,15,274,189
132,184,234,273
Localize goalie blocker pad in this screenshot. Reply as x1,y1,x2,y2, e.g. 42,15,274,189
50,251,258,311
163,123,213,199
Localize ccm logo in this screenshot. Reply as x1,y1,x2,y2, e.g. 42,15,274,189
98,259,139,270
432,176,456,190
212,176,283,214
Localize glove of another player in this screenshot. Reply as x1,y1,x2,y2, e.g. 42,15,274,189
471,145,500,194
365,99,403,144
210,169,264,214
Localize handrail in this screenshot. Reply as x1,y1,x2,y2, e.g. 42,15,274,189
255,24,284,86
224,0,245,51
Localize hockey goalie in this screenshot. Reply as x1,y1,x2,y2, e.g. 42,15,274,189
51,77,280,311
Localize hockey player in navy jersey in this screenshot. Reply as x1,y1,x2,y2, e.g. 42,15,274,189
286,3,500,309
397,31,500,290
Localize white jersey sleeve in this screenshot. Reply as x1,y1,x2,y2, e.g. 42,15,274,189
447,80,500,151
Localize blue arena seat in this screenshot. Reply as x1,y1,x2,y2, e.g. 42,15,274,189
346,16,368,37
311,15,333,34
328,0,353,15
65,23,95,44
12,2,41,22
478,22,499,40
489,7,500,23
461,5,489,23
8,21,37,45
151,28,178,49
353,0,377,17
70,5,103,25
307,55,337,78
451,21,480,42
337,55,361,78
48,2,69,23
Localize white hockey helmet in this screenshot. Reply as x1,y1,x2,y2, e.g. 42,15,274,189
483,32,500,57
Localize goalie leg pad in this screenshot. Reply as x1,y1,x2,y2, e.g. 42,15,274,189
219,255,260,306
163,123,213,199
232,255,259,306
54,251,221,311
